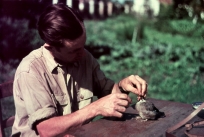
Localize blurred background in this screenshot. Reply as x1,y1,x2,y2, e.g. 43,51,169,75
1,0,204,122
1,0,204,136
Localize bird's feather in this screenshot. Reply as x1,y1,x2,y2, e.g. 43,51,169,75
135,99,165,120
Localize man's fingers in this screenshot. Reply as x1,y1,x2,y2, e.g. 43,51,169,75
126,85,139,94
114,111,123,118
115,106,126,113
117,99,129,107
116,93,132,103
141,83,147,97
130,75,142,94
134,75,147,96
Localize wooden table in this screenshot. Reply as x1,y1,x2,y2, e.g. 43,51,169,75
65,98,204,137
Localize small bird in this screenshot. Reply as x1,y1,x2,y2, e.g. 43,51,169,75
135,99,165,121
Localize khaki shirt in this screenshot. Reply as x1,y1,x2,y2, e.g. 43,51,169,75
12,46,114,136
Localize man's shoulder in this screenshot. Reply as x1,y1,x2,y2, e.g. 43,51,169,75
84,49,96,61
80,49,99,69
16,47,45,74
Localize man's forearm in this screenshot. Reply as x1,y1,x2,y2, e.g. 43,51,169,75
37,81,133,137
37,104,98,137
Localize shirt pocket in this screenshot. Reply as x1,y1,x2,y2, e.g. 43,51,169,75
78,89,93,109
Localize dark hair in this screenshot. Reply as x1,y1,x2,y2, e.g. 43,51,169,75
37,3,84,47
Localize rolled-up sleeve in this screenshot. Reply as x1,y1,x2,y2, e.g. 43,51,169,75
14,72,57,130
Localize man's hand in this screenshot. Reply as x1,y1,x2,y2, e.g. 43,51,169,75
118,75,148,100
92,93,132,118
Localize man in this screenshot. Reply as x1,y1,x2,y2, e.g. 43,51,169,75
12,3,147,137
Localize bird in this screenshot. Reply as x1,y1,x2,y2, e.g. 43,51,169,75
135,99,165,121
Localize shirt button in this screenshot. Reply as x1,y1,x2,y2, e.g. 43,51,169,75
80,95,84,99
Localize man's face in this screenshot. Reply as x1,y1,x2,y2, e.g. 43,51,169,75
46,31,86,64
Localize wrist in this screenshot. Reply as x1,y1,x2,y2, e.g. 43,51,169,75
87,101,101,117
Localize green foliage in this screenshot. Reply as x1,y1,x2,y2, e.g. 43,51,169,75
158,4,175,19
85,14,204,104
85,14,136,46
144,18,204,48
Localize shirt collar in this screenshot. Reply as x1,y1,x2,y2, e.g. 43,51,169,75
42,44,79,73
42,45,58,73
